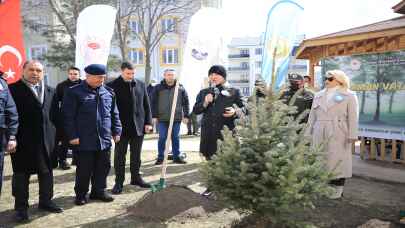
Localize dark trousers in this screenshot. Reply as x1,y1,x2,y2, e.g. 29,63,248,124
329,178,346,186
0,151,3,195
74,149,111,198
187,113,199,134
12,171,54,211
114,135,144,185
57,140,77,163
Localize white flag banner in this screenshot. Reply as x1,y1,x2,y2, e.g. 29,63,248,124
75,5,117,75
180,7,229,106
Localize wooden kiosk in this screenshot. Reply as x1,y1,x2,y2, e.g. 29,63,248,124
295,1,405,163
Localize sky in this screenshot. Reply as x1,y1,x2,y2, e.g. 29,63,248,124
222,0,401,39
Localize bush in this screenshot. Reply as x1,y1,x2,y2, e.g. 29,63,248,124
201,90,333,227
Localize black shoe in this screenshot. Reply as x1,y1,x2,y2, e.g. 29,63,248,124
59,161,71,170
74,197,88,206
38,201,63,213
173,158,187,164
187,131,193,135
89,192,114,202
201,188,212,197
15,210,29,223
130,177,151,188
111,184,123,195
155,159,163,165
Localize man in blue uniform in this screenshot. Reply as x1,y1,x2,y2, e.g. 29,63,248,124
62,64,122,206
0,71,19,197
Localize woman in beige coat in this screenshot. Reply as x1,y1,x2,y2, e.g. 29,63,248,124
305,70,359,199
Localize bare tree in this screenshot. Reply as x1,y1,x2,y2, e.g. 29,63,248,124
116,0,199,84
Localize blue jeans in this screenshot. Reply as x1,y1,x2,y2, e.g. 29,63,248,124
158,121,181,160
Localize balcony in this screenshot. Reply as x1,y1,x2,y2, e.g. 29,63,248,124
228,79,249,84
228,66,250,71
228,54,250,58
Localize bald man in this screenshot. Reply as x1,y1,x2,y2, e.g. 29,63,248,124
9,60,62,222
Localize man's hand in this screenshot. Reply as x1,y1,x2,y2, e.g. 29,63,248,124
223,107,236,118
144,125,153,133
69,138,80,145
113,135,121,143
182,118,189,124
203,94,214,107
7,140,17,154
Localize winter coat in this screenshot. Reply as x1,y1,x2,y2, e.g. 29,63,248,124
193,84,245,158
305,88,359,178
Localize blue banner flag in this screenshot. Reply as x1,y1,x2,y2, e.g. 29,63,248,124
261,0,304,89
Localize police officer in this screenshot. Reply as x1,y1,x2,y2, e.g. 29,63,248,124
54,66,82,170
62,64,122,206
280,73,314,123
0,71,19,196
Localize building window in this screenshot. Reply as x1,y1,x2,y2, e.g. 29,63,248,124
240,49,249,56
161,18,176,33
255,48,262,55
129,20,140,34
128,49,144,65
241,87,250,96
255,61,262,69
240,74,249,80
29,45,47,60
162,48,179,64
241,62,249,69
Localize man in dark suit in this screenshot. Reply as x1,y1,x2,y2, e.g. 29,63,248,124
63,64,122,206
0,71,19,196
9,60,63,222
54,66,82,170
107,62,153,194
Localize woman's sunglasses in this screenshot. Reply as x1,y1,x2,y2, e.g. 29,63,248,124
325,77,335,82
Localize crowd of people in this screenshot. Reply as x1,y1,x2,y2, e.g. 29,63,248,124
2,60,402,224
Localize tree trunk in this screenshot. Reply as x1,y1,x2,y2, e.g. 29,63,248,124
360,91,366,114
145,48,152,85
389,91,395,114
373,57,381,122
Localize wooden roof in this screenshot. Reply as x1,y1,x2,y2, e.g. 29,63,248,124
296,16,405,60
393,0,405,14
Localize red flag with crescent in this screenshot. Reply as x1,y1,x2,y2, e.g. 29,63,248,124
0,0,26,84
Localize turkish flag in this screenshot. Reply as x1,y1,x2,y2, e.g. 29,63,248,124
0,0,26,84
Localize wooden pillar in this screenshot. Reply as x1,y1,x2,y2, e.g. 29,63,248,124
309,58,316,87
360,137,365,159
392,140,397,162
370,138,376,160
380,139,386,161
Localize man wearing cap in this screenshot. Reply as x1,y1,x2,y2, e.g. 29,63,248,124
9,60,62,222
280,73,314,123
54,66,82,170
107,62,153,194
193,65,246,196
0,71,19,197
63,64,122,206
151,69,190,165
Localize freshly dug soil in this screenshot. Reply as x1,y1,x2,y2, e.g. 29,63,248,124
128,185,223,222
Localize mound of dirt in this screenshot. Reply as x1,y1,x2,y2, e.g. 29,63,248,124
128,185,223,222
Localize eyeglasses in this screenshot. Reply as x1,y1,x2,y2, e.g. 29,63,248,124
325,77,335,82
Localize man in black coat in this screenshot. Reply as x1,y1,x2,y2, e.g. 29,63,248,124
54,66,82,170
106,62,153,194
193,65,246,196
9,60,62,222
0,72,19,196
